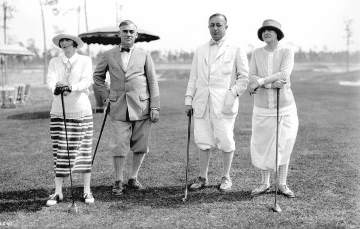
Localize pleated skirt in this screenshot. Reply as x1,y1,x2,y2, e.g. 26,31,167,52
50,115,93,177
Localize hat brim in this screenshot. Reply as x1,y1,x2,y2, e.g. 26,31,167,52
52,34,84,48
257,26,284,41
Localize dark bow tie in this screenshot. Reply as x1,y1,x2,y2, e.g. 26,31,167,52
120,47,130,52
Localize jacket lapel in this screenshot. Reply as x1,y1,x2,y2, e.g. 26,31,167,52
126,47,138,72
215,41,228,61
112,48,126,72
204,43,210,66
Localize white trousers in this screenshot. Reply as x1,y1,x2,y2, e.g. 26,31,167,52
194,103,236,152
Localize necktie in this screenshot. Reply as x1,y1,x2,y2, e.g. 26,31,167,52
64,59,71,81
210,40,220,46
120,47,130,52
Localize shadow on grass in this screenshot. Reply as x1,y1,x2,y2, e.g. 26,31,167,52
0,188,49,213
7,111,50,120
0,185,252,213
90,184,253,209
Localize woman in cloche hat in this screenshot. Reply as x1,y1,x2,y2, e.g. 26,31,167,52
46,34,95,206
248,19,299,198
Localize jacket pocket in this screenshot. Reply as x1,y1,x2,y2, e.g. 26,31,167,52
139,93,150,112
139,93,150,101
221,90,237,116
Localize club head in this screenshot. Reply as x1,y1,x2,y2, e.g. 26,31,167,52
270,203,282,213
68,203,79,214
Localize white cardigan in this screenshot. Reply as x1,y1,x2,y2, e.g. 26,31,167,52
47,53,93,118
249,45,297,116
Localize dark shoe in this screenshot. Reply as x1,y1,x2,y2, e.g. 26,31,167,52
46,193,63,206
251,184,271,196
127,178,143,190
189,176,208,190
277,185,295,198
219,176,232,192
112,180,124,196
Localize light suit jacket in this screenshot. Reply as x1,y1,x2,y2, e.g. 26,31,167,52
185,39,249,119
93,46,160,121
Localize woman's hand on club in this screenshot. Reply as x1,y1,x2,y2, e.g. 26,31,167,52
272,80,286,89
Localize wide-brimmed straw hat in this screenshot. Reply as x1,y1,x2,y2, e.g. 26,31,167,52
257,19,284,41
52,34,84,48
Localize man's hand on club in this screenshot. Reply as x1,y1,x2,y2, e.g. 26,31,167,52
150,108,160,123
185,105,193,117
248,76,260,95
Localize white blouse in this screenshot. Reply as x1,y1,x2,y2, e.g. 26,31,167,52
47,53,93,118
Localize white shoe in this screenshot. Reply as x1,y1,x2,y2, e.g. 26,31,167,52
219,176,232,192
277,185,295,198
46,193,63,206
251,184,270,196
84,193,95,204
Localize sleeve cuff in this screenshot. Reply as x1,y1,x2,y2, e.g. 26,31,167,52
264,83,272,89
185,96,192,105
230,87,238,97
257,78,265,86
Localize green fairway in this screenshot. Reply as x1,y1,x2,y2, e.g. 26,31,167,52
0,66,359,228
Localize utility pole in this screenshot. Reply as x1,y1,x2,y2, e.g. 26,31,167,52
344,19,353,73
39,0,48,84
2,1,7,44
83,0,89,55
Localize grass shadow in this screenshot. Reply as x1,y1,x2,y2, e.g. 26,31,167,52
7,111,50,120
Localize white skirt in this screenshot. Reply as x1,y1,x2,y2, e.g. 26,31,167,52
250,105,298,170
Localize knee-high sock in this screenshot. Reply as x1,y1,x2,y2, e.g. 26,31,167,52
278,164,289,185
55,177,64,195
130,152,146,179
261,170,271,186
113,156,126,181
199,149,210,179
82,172,91,194
222,150,234,179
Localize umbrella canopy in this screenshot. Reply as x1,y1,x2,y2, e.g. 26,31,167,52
79,26,160,45
0,44,34,56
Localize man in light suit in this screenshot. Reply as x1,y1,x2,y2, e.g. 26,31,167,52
185,13,249,192
93,20,160,195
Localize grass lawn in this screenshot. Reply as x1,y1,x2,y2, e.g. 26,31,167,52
0,67,359,228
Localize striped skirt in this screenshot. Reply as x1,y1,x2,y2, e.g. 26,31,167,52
50,115,93,177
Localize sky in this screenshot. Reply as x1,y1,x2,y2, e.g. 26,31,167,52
3,0,360,54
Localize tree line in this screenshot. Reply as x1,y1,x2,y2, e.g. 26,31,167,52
4,47,360,68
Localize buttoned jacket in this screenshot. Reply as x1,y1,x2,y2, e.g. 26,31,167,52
93,46,160,121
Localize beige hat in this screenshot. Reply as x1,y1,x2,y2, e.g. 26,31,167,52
257,19,284,41
52,34,84,48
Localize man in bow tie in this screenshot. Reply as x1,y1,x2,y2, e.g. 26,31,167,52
185,13,249,192
93,20,160,195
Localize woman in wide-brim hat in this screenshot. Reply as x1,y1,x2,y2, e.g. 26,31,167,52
46,34,95,206
248,19,299,198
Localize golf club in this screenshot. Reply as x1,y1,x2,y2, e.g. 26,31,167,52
60,92,78,214
91,102,110,165
182,109,192,202
271,88,282,213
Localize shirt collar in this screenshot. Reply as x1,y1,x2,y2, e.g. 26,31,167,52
61,52,79,65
